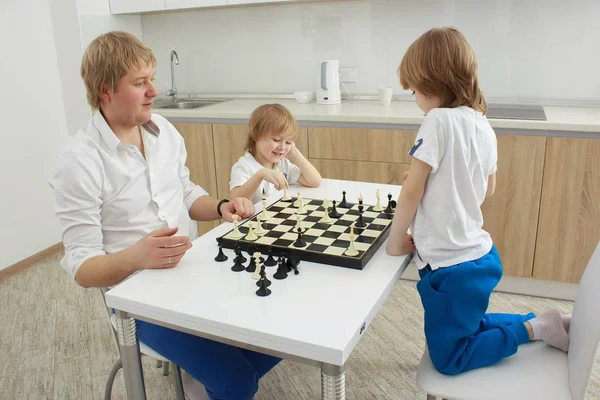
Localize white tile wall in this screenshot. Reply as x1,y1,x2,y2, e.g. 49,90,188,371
141,0,600,104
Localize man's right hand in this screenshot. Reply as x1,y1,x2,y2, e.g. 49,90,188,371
260,168,289,190
126,227,192,270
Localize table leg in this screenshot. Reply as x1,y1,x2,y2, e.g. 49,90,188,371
321,363,346,400
115,310,146,399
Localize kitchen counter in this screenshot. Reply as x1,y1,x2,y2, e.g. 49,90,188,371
153,98,600,135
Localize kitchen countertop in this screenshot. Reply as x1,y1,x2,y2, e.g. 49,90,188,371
152,98,600,134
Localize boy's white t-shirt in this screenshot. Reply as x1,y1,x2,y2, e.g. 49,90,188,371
229,152,302,204
409,106,497,270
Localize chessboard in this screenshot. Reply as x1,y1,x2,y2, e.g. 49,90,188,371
219,196,395,270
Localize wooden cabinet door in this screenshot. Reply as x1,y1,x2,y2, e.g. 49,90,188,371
310,159,410,187
308,127,417,163
212,123,308,200
533,137,600,283
173,122,220,237
481,135,546,277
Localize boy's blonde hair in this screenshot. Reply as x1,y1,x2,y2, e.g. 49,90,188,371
245,104,299,155
81,31,156,110
398,27,487,114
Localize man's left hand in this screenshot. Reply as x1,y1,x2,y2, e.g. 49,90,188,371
221,197,254,221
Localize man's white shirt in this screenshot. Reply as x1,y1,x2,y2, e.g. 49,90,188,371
49,112,207,278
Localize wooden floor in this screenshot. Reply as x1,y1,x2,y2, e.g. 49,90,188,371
1,253,598,399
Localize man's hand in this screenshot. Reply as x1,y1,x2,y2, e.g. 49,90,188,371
220,197,254,221
125,227,192,270
260,168,289,190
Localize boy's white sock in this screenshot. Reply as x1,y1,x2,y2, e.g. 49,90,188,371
529,309,569,352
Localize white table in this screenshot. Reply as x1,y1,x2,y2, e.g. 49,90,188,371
106,179,412,399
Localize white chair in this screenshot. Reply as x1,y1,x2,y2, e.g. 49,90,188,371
416,241,600,400
100,288,210,400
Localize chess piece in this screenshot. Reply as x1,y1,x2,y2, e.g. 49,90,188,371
294,213,303,232
256,264,271,287
264,247,277,267
293,227,307,248
384,193,395,214
373,189,383,212
260,190,268,221
254,219,267,236
297,199,308,215
229,214,244,239
355,196,366,228
329,200,342,218
345,224,359,256
294,192,303,207
339,190,350,208
282,187,292,201
251,252,261,280
231,250,245,272
255,276,271,297
245,249,256,273
235,242,247,263
273,256,288,280
320,201,333,224
287,256,300,275
280,253,291,273
245,221,258,241
214,238,228,262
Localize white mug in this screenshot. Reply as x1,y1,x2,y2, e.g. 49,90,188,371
378,87,393,106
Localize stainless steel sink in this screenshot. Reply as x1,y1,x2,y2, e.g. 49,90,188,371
153,98,231,110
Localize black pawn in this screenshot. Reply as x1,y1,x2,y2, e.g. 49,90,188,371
329,200,342,218
245,253,256,273
273,257,288,280
293,228,307,248
231,254,245,272
280,254,292,273
256,278,271,297
355,204,367,228
235,242,247,263
384,193,395,214
256,265,271,287
339,191,350,208
287,256,300,275
215,239,228,262
264,247,277,267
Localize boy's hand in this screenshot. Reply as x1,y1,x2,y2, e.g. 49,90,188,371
285,141,300,161
398,234,416,255
126,227,192,270
260,168,289,190
221,197,254,221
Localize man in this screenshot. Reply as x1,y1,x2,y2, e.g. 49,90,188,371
49,31,280,400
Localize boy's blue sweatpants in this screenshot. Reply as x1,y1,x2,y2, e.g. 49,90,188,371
417,245,535,375
137,320,281,400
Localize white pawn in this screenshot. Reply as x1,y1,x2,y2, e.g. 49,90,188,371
297,199,308,215
251,252,261,280
229,214,244,239
373,189,383,212
245,221,258,241
320,199,333,224
282,187,292,201
294,192,303,207
254,220,267,236
260,191,269,221
344,223,359,257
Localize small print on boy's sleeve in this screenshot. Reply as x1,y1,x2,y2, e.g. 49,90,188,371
408,115,442,172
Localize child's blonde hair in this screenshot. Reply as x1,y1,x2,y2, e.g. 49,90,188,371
398,27,487,114
81,31,156,110
245,104,299,155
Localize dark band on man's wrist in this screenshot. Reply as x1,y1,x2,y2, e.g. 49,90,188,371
216,199,230,217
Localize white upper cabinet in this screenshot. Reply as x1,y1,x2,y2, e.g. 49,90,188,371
165,0,227,10
110,0,165,14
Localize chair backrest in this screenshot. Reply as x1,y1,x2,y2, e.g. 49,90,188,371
568,241,600,400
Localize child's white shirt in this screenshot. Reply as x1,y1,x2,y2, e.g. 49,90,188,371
229,152,302,204
409,106,497,270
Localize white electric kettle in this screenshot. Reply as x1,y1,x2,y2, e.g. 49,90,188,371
316,60,341,105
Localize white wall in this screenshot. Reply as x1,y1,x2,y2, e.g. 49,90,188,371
142,0,600,104
0,0,70,269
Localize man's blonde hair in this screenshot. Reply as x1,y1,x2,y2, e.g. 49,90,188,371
81,31,156,110
398,27,487,114
245,104,299,155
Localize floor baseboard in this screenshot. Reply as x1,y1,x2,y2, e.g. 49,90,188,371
400,263,578,301
0,243,64,281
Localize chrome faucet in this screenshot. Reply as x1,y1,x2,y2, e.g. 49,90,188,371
167,50,179,102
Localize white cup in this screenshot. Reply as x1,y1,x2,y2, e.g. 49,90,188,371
378,87,393,106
